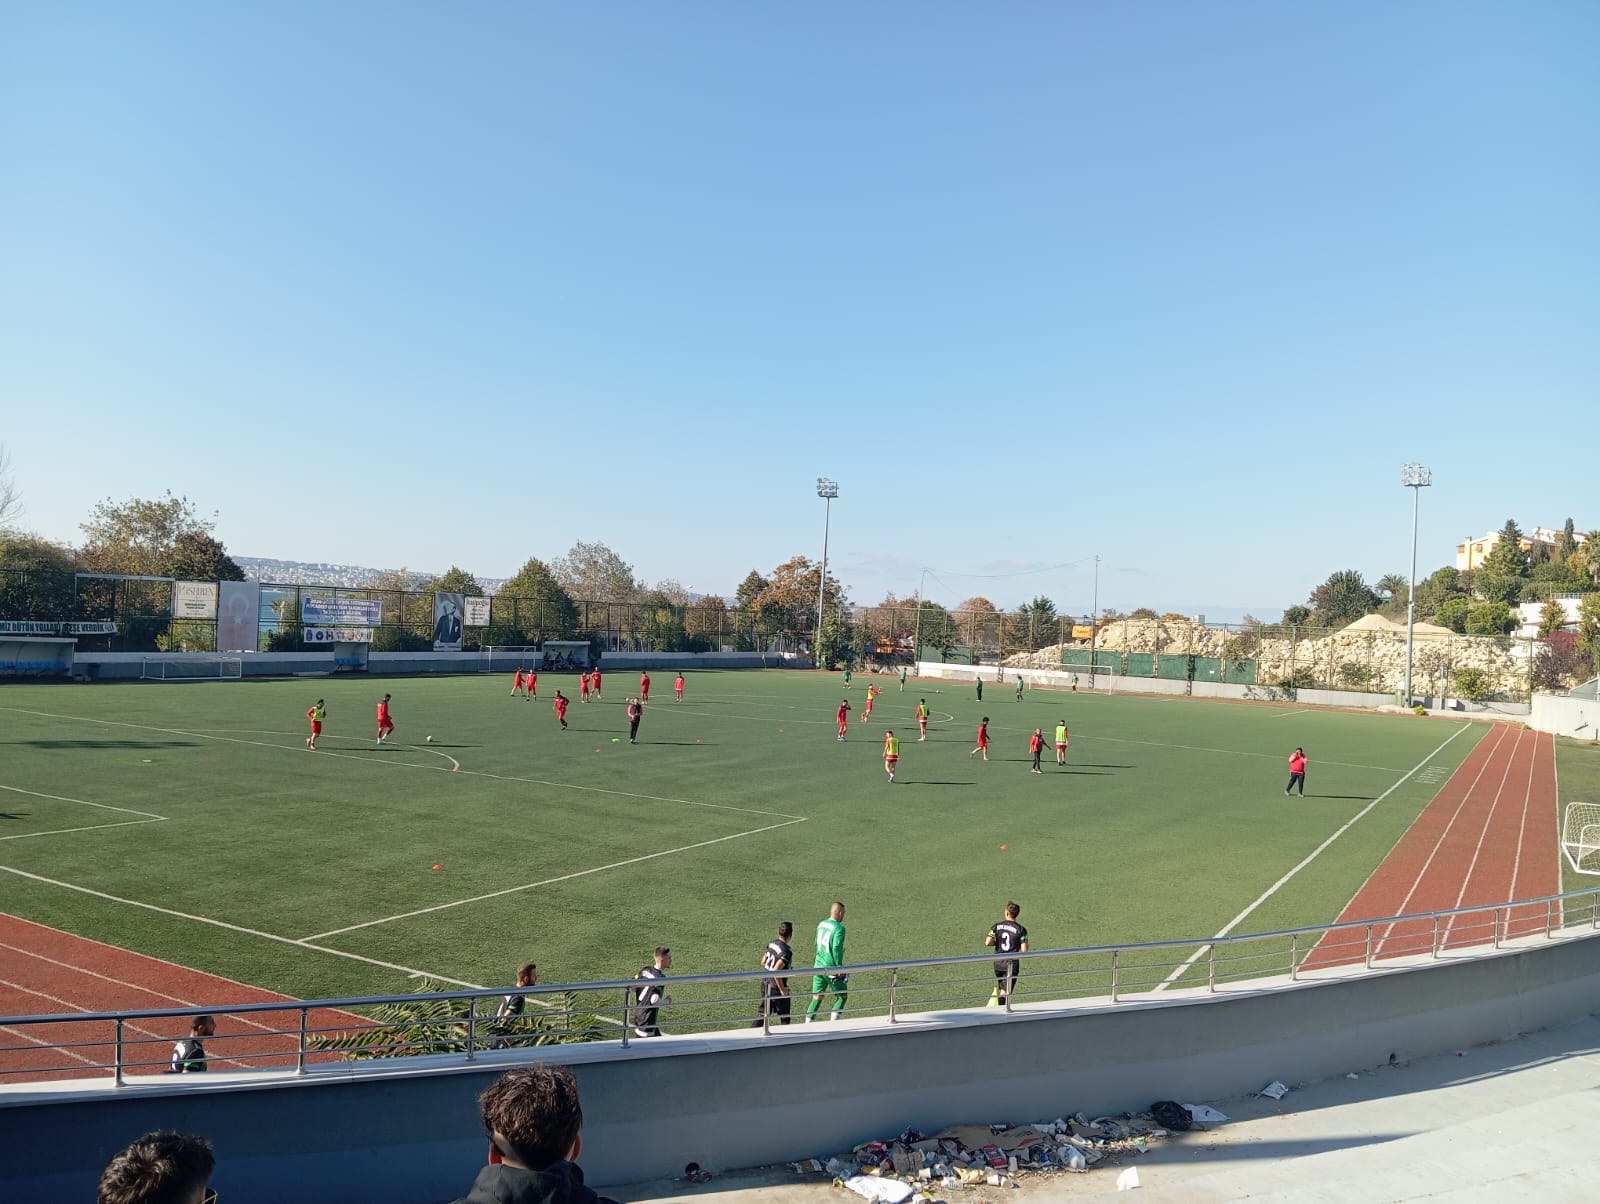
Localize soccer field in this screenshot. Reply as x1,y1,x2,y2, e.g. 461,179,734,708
0,671,1486,1006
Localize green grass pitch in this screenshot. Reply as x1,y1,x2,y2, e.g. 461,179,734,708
0,671,1486,1013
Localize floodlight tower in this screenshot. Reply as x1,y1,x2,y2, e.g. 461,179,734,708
1402,462,1432,705
816,478,839,652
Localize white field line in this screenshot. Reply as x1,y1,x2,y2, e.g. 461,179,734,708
0,865,484,989
0,782,165,820
0,819,167,842
1369,725,1512,956
302,817,809,940
1270,709,1312,719
1153,722,1474,992
0,709,802,820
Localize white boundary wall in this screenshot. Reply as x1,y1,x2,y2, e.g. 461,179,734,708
1531,692,1600,741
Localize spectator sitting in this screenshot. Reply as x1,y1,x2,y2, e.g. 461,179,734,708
166,1015,214,1073
452,1065,621,1204
98,1130,215,1204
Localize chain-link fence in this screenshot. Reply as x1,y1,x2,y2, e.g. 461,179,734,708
0,569,1558,699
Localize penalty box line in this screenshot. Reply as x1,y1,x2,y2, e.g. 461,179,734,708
301,816,810,941
0,782,169,843
0,707,805,822
1151,721,1474,993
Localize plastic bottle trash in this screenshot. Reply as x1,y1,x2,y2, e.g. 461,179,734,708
1060,1146,1087,1171
1116,1166,1141,1191
1008,1155,1019,1175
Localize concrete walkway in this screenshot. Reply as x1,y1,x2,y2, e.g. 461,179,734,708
603,1011,1600,1203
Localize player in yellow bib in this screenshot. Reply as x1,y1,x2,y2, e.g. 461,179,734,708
916,700,930,741
1054,721,1069,766
882,730,900,782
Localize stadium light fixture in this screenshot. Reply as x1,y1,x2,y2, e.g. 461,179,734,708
1402,463,1432,706
816,479,839,653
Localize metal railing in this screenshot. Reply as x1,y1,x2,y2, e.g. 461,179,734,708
4,887,1597,1085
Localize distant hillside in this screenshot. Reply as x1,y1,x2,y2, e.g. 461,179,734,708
237,557,508,593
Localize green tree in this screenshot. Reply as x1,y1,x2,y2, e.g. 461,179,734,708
1412,566,1465,620
0,443,20,530
165,531,245,582
1307,570,1378,627
637,588,690,652
1011,596,1059,651
1375,574,1409,604
1451,666,1492,701
685,593,727,646
427,566,484,597
1528,559,1588,596
957,596,1003,649
497,558,578,638
1129,607,1159,620
0,531,78,620
1281,604,1311,627
1435,596,1472,633
1472,564,1524,605
1538,598,1570,638
1555,518,1579,563
79,493,236,578
552,541,640,603
1578,594,1600,676
1464,601,1514,636
1481,520,1530,581
755,556,846,636
1571,533,1600,587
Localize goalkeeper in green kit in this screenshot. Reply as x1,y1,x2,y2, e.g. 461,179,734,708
806,901,848,1021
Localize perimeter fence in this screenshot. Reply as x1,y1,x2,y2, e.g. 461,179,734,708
0,569,1558,698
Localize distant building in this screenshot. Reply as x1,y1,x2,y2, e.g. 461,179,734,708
1514,595,1584,639
1456,527,1586,572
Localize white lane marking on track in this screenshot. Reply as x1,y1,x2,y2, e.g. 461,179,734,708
0,708,802,820
1152,722,1474,992
0,783,165,820
0,977,259,1070
301,817,810,940
0,865,485,989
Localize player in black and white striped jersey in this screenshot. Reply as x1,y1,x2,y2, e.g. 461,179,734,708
985,901,1029,1005
752,922,793,1027
632,947,671,1037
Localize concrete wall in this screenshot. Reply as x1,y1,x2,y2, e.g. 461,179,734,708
5,931,1599,1204
69,650,813,681
1531,692,1600,741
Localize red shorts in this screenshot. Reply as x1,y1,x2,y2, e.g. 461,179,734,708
310,722,322,734
977,738,989,748
1055,742,1066,750
885,754,899,764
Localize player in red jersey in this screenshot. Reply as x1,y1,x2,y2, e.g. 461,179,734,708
836,699,852,741
511,668,525,697
860,685,880,723
969,716,990,761
590,667,602,700
579,672,591,702
376,693,395,743
674,672,685,701
526,669,537,700
305,699,326,750
553,690,570,729
640,671,651,703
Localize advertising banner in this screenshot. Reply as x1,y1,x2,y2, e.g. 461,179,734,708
433,593,464,651
217,581,262,652
301,596,383,627
173,580,219,620
304,627,374,644
464,596,492,627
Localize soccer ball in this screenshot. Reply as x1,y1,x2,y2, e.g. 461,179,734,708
426,735,434,743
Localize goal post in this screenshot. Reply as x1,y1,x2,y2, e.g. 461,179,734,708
482,646,542,673
140,656,243,681
1561,803,1600,876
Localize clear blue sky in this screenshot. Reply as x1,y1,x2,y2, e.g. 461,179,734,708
2,2,1595,618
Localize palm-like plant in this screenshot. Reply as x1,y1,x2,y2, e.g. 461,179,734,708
1376,574,1409,603
306,980,605,1060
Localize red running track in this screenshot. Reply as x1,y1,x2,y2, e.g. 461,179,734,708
1305,726,1560,971
0,914,367,1084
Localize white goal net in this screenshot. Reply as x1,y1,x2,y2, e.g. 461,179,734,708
1561,803,1600,876
483,646,542,673
141,656,243,681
